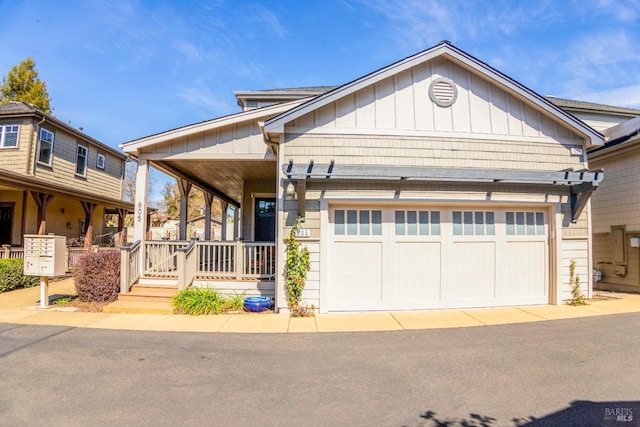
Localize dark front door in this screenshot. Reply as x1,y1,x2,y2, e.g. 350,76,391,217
0,206,13,245
254,198,275,242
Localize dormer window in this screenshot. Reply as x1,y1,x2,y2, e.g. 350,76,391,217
0,124,19,148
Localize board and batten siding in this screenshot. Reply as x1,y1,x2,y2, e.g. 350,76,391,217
285,57,584,145
34,128,123,200
140,120,271,158
0,119,35,175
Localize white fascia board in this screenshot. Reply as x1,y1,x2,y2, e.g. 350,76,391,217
120,98,309,154
603,116,640,142
264,42,603,146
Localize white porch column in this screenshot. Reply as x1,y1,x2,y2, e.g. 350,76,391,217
221,201,228,241
204,192,214,240
133,159,149,275
233,206,239,240
133,159,149,242
178,178,192,240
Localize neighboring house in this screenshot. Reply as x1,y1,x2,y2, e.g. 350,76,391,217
0,101,133,248
588,115,640,293
122,41,604,312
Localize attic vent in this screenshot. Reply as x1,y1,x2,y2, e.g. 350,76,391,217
429,78,458,107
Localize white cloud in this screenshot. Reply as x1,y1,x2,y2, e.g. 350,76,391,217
248,5,287,38
574,84,640,108
177,87,234,115
592,0,640,21
172,40,203,62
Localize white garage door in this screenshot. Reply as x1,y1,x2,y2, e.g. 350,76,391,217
327,207,548,311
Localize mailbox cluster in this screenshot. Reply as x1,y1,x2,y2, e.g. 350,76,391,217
23,235,66,277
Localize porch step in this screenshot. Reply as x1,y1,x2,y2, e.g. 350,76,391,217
137,277,178,287
118,284,178,304
103,300,174,315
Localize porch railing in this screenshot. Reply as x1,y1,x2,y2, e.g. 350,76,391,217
3,244,116,272
1,245,24,260
121,240,276,292
176,240,197,291
144,241,184,277
120,240,141,294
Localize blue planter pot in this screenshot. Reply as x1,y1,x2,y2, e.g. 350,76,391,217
243,296,272,312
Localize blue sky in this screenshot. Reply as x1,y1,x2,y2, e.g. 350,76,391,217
1,0,640,196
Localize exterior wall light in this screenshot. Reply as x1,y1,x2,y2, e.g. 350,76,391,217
286,181,296,199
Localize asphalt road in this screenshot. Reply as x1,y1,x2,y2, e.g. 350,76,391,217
1,314,639,427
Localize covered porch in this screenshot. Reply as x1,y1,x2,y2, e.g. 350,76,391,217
119,104,287,303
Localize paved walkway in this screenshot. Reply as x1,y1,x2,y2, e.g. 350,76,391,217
1,278,640,333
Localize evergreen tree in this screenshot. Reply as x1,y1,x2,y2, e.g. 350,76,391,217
0,57,52,113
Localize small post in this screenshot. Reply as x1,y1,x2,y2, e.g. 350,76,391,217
235,240,244,280
39,276,49,309
120,246,130,294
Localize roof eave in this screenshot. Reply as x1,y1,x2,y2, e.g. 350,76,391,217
121,98,310,154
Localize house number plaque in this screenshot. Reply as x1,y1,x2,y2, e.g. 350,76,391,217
295,228,310,238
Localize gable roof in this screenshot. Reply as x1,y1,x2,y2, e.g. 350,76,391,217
264,41,603,146
0,101,127,160
120,98,310,154
547,96,640,117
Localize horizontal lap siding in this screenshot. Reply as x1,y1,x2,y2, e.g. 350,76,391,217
560,239,590,301
590,154,640,233
593,233,640,291
35,129,123,200
284,134,583,171
0,119,33,174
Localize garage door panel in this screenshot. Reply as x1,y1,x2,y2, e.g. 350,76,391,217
327,206,548,311
502,240,547,303
330,241,383,309
392,242,442,305
448,241,496,301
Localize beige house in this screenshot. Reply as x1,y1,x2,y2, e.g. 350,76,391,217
0,101,132,248
588,114,640,293
122,42,604,312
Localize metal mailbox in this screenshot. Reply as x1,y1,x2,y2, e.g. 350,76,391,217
24,234,66,277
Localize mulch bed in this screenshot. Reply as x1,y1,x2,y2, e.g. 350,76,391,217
66,298,109,312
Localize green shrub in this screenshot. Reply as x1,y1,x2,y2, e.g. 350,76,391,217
173,288,225,315
223,290,246,312
0,259,39,293
73,251,120,302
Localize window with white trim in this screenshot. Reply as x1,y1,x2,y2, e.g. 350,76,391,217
96,153,106,170
453,211,495,236
37,128,54,165
75,144,88,176
506,211,544,236
395,210,440,236
334,209,382,236
0,124,19,148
